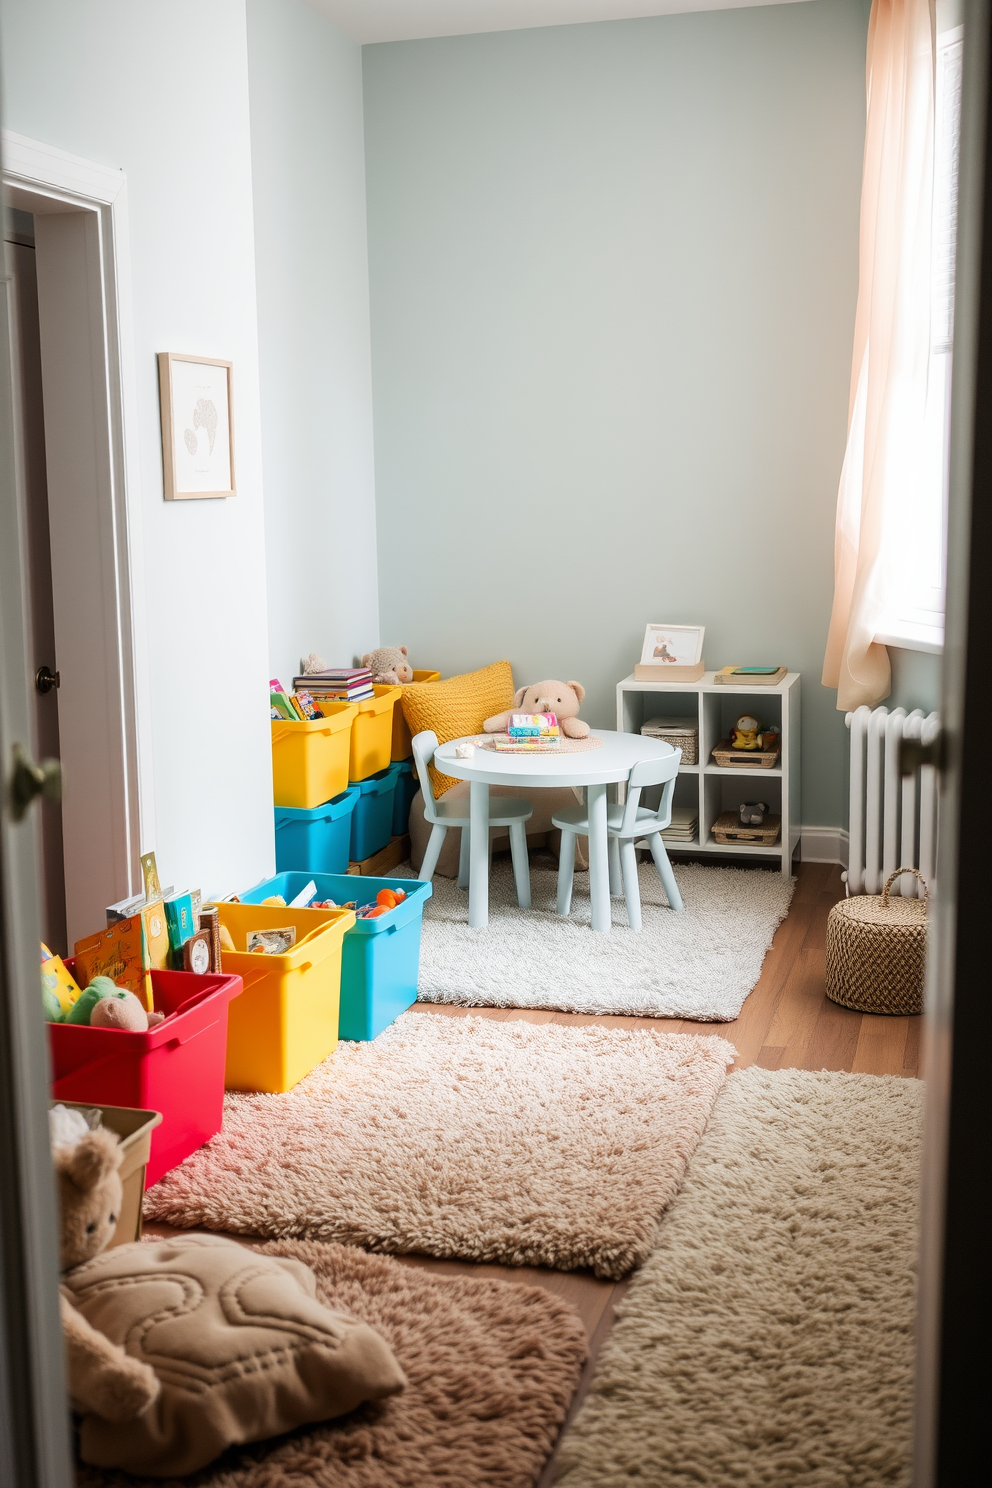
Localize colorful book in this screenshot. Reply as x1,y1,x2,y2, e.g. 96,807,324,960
713,665,787,686
164,892,197,956
74,917,145,998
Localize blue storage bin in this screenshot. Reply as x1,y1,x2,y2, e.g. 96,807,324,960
391,759,420,836
274,787,360,876
349,764,400,862
239,871,432,1040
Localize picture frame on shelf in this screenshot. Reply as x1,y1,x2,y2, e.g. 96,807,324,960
158,352,236,500
634,623,705,682
638,623,705,668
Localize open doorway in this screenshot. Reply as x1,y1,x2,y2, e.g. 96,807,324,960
2,135,150,950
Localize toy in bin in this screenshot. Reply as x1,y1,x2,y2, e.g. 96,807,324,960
42,947,165,1031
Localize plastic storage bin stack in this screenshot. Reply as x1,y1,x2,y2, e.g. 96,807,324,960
271,701,356,809
391,759,420,836
349,763,402,862
349,685,401,782
274,785,360,876
390,670,441,760
239,872,432,1041
217,901,354,1093
49,968,243,1186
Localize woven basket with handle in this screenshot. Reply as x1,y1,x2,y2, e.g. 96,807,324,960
825,868,928,1016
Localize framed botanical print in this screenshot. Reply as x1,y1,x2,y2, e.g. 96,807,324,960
158,352,235,500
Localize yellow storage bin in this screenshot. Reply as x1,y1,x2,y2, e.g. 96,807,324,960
390,670,441,760
349,685,402,781
271,702,356,809
218,903,355,1093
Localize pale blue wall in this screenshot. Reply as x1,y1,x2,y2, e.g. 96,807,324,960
363,0,872,828
247,0,380,686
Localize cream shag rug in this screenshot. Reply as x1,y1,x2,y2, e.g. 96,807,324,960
555,1066,923,1487
144,1014,734,1280
410,861,794,1020
78,1237,586,1488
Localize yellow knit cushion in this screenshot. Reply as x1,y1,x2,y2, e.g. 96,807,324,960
400,661,514,797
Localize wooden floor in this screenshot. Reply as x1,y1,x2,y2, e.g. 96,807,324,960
398,861,922,1486
147,861,921,1487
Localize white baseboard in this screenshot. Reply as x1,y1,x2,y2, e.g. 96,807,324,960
800,826,849,868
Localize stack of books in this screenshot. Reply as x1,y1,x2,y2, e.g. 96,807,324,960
661,805,698,844
294,667,374,703
713,665,786,686
492,712,562,752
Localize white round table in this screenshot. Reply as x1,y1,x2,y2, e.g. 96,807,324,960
434,729,677,933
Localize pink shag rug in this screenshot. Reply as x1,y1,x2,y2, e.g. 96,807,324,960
144,1012,734,1280
76,1236,586,1488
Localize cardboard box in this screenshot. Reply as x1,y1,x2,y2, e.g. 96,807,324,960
49,1102,162,1247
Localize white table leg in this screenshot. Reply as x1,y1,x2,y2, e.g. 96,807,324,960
468,779,490,928
587,783,611,933
609,837,623,897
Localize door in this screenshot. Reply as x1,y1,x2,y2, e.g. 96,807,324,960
0,181,75,1488
4,213,67,953
914,0,991,1481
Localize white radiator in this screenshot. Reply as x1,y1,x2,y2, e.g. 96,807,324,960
844,705,940,897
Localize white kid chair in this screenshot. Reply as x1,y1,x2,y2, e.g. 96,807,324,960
552,751,684,930
411,730,534,907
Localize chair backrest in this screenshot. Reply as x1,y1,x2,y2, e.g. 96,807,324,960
411,730,440,823
618,748,682,837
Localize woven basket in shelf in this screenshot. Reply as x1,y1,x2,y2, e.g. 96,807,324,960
825,868,929,1016
641,719,698,766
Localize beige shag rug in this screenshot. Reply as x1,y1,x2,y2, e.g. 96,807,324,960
555,1066,923,1487
144,1013,734,1279
408,861,794,1020
77,1236,586,1488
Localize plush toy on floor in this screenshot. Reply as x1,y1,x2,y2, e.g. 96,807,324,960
361,645,414,685
485,680,590,739
54,1125,406,1476
56,1126,162,1425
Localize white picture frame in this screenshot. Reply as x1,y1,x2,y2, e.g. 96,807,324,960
639,623,705,667
158,352,236,500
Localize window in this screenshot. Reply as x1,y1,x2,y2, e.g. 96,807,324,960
875,25,963,655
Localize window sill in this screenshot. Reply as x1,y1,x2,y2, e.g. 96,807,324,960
874,617,945,655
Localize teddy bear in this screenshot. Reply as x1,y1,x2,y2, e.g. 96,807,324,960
484,680,590,739
55,1128,407,1475
361,645,414,685
56,1127,163,1423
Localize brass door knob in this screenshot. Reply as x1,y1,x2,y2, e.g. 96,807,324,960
8,743,62,822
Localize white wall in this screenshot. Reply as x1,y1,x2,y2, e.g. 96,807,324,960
247,0,380,686
363,0,870,828
1,0,275,899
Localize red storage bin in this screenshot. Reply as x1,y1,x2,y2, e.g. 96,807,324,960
48,967,242,1188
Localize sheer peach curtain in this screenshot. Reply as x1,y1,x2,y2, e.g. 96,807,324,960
822,0,935,710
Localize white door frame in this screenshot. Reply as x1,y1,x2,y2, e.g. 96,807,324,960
2,130,154,929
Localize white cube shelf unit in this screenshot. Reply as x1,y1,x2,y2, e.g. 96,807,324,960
616,671,800,877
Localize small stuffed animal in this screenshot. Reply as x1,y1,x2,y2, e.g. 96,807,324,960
55,1127,162,1423
361,645,414,685
65,976,163,1031
485,680,590,740
730,714,762,750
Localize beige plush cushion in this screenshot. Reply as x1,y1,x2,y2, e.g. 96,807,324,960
64,1233,406,1477
409,781,589,876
